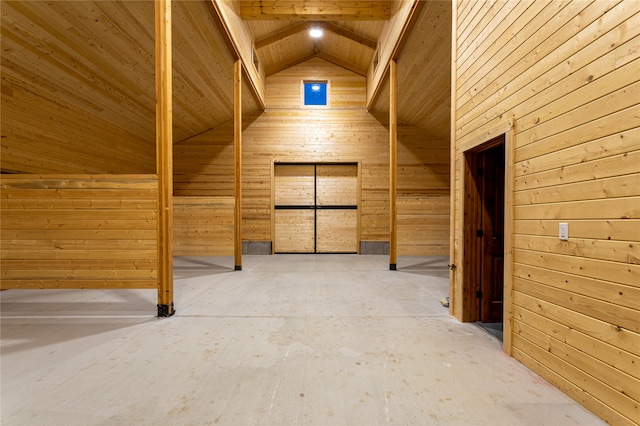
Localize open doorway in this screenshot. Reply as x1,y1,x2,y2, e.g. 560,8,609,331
462,135,505,337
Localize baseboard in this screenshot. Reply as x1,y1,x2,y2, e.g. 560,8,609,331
360,241,389,255
242,241,272,255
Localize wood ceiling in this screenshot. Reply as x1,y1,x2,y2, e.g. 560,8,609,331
241,0,450,139
1,0,451,166
242,1,391,77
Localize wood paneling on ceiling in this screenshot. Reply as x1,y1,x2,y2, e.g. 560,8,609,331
1,1,254,173
2,0,452,173
250,20,383,77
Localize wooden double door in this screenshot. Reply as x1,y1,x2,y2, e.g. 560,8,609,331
274,163,358,253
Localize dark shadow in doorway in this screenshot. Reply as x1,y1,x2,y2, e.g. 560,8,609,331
476,321,503,341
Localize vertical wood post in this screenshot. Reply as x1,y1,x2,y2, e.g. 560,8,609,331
155,0,175,317
389,60,397,270
449,0,458,317
234,59,243,270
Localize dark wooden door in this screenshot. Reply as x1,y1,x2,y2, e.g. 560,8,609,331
479,144,505,322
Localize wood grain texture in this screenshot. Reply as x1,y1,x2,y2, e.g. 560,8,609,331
239,1,392,20
1,175,158,289
316,209,358,253
174,59,450,252
1,1,252,174
452,0,640,423
173,197,233,256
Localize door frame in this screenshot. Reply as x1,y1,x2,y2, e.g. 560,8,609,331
270,161,362,254
458,120,514,354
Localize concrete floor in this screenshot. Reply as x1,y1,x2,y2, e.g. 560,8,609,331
1,255,604,426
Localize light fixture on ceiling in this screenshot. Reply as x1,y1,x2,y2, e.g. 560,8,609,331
311,84,321,92
309,28,323,38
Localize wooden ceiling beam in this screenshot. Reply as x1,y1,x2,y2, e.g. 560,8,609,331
265,53,316,76
240,1,392,21
265,50,367,77
320,22,377,49
255,22,377,50
255,22,312,49
316,51,367,76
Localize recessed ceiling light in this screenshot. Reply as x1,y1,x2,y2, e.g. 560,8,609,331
309,28,323,38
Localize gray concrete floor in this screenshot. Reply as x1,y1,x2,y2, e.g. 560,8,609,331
1,255,604,425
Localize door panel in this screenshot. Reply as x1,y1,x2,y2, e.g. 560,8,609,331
316,165,358,206
274,165,315,206
274,209,314,253
480,143,505,323
316,209,357,253
274,163,358,254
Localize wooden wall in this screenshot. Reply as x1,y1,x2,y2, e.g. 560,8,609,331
397,126,450,255
1,175,158,289
174,57,450,254
173,197,234,256
452,0,640,424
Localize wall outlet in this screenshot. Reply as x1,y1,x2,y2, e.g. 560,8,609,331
559,222,569,241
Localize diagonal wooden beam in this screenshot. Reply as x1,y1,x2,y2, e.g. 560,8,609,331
255,23,312,49
240,1,392,20
207,0,265,110
321,22,377,50
265,50,367,77
316,51,367,76
255,22,377,51
265,52,316,76
367,0,422,110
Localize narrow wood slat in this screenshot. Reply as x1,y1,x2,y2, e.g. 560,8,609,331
0,250,158,260
0,280,157,290
513,306,640,381
515,276,639,333
1,259,157,270
512,291,640,355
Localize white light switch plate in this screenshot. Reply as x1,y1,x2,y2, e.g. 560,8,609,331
559,222,569,241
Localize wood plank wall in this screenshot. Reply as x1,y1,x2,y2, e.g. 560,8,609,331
173,197,234,256
0,175,158,289
453,1,640,424
397,126,450,255
174,58,449,253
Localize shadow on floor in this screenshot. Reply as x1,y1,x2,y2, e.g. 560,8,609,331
397,257,450,278
174,256,235,279
0,318,155,355
476,321,503,341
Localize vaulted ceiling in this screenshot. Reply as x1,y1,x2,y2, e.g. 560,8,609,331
241,0,451,139
242,1,391,77
1,0,451,161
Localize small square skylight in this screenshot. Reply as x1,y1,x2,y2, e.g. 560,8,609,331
303,81,327,106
